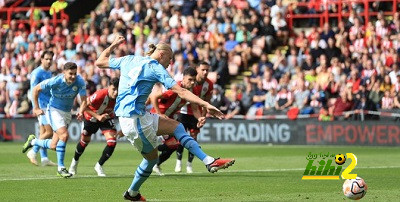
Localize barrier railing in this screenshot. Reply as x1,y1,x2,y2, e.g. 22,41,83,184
232,110,400,120
1,110,399,120
286,0,398,29
0,6,69,27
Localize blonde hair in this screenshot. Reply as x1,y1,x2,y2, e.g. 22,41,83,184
146,43,172,56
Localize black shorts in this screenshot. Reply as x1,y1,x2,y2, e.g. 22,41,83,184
82,119,116,136
177,114,199,131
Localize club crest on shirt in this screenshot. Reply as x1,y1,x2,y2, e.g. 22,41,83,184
72,86,78,91
202,87,207,92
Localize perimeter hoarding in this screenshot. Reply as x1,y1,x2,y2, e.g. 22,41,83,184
1,118,399,146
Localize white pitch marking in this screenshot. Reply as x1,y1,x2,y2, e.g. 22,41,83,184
1,166,399,182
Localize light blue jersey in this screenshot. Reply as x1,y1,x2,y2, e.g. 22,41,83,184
109,55,176,117
30,66,52,109
40,74,86,112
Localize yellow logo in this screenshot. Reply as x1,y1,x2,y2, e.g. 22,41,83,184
302,153,358,180
335,154,346,165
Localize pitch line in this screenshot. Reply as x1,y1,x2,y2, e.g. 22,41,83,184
1,166,399,182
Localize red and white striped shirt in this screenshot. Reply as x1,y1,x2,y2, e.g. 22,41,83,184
381,39,392,50
381,96,394,109
180,78,213,115
375,26,389,38
353,38,365,51
263,78,278,91
84,89,116,122
361,69,377,79
150,82,187,118
349,26,364,36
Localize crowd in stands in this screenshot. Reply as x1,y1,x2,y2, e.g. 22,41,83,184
1,0,400,121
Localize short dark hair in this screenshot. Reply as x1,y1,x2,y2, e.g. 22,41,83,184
196,61,210,68
110,77,119,88
63,62,77,70
183,67,197,77
41,50,54,58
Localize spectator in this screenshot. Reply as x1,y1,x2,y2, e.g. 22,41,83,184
329,89,354,120
2,0,400,119
347,70,362,94
225,90,242,120
320,23,335,42
6,74,19,101
0,80,8,114
264,87,277,113
26,2,46,22
224,33,239,52
318,106,334,121
210,85,229,114
4,89,30,116
275,85,293,112
380,75,393,92
389,63,400,85
353,94,378,120
262,69,278,91
270,0,286,19
50,0,68,16
261,16,276,53
381,90,394,110
258,53,273,73
246,81,266,118
293,80,310,113
241,77,255,115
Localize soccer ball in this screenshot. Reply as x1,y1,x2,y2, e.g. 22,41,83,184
335,154,346,165
342,177,368,200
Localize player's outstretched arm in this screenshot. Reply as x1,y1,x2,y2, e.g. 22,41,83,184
77,95,88,121
95,35,125,69
170,84,224,119
191,103,206,128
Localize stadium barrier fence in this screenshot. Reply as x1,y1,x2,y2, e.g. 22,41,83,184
1,110,399,146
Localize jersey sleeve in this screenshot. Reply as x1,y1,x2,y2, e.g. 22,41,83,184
88,90,104,108
78,77,87,96
109,56,129,70
152,63,177,89
30,72,39,88
206,81,214,97
161,90,174,99
40,77,57,91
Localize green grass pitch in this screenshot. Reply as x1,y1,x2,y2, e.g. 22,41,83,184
0,142,399,201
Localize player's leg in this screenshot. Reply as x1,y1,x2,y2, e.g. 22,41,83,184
153,140,177,176
157,116,235,173
124,149,156,201
95,125,117,177
157,137,179,166
175,114,189,172
54,126,71,178
175,145,183,172
39,124,57,166
23,108,64,152
47,108,72,178
23,112,55,153
70,120,95,175
121,114,161,201
26,121,45,165
26,115,53,166
186,129,199,174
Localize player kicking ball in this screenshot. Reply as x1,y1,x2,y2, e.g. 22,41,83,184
69,78,119,177
96,36,235,201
